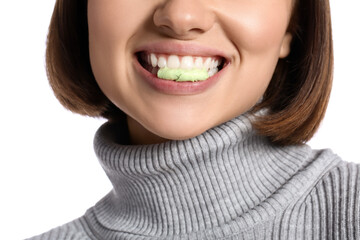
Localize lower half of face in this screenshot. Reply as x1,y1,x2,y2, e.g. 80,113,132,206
88,0,292,144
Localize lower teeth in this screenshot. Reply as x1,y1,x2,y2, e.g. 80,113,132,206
154,67,219,82
208,68,218,77
157,68,210,82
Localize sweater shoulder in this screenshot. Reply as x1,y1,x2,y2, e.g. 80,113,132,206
309,159,360,199
296,158,360,238
298,148,360,197
25,217,94,240
301,151,360,205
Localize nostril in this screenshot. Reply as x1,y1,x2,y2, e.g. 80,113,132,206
153,0,215,39
189,27,206,34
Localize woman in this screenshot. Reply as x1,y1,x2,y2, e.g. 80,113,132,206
28,0,359,239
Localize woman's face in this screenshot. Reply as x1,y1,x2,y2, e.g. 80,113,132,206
88,0,293,144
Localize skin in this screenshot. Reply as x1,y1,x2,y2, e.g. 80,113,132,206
88,0,293,145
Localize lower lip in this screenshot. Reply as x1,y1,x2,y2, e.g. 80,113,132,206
133,57,228,95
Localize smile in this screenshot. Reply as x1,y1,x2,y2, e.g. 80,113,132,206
133,42,230,95
136,52,225,82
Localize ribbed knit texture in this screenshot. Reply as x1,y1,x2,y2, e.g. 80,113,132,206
27,114,360,240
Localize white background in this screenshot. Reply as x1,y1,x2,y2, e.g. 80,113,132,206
0,1,359,239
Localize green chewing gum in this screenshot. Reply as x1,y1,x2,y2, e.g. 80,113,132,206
157,68,209,82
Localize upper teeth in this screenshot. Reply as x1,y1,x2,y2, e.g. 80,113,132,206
147,53,221,71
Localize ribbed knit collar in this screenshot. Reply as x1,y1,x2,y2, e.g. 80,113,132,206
88,113,317,239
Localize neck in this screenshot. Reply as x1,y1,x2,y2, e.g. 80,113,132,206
127,116,169,145
91,113,313,236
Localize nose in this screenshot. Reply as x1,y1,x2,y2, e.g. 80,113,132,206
153,0,215,39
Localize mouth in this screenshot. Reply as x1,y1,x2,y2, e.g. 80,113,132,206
136,52,227,82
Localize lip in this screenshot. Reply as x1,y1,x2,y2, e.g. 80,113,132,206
133,42,231,95
134,42,231,60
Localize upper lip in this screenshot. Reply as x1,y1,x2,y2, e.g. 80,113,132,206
134,41,231,62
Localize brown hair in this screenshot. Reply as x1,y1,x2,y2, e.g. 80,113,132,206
46,0,121,119
46,0,333,145
252,0,333,145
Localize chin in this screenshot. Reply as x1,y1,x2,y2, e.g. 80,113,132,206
162,130,205,141
147,118,213,141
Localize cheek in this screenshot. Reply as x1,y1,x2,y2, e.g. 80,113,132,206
237,21,286,55
87,0,150,109
87,0,154,73
215,2,292,105
217,1,291,55
88,0,145,40
87,1,129,88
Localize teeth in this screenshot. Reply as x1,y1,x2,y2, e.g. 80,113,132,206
203,58,212,70
181,56,194,69
142,53,223,80
210,60,215,69
194,57,203,69
168,55,180,68
212,60,218,69
208,68,218,77
158,56,167,68
150,53,158,67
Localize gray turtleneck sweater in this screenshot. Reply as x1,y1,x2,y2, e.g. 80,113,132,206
27,114,360,239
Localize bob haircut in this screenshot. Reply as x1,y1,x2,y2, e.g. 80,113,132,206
46,0,333,146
